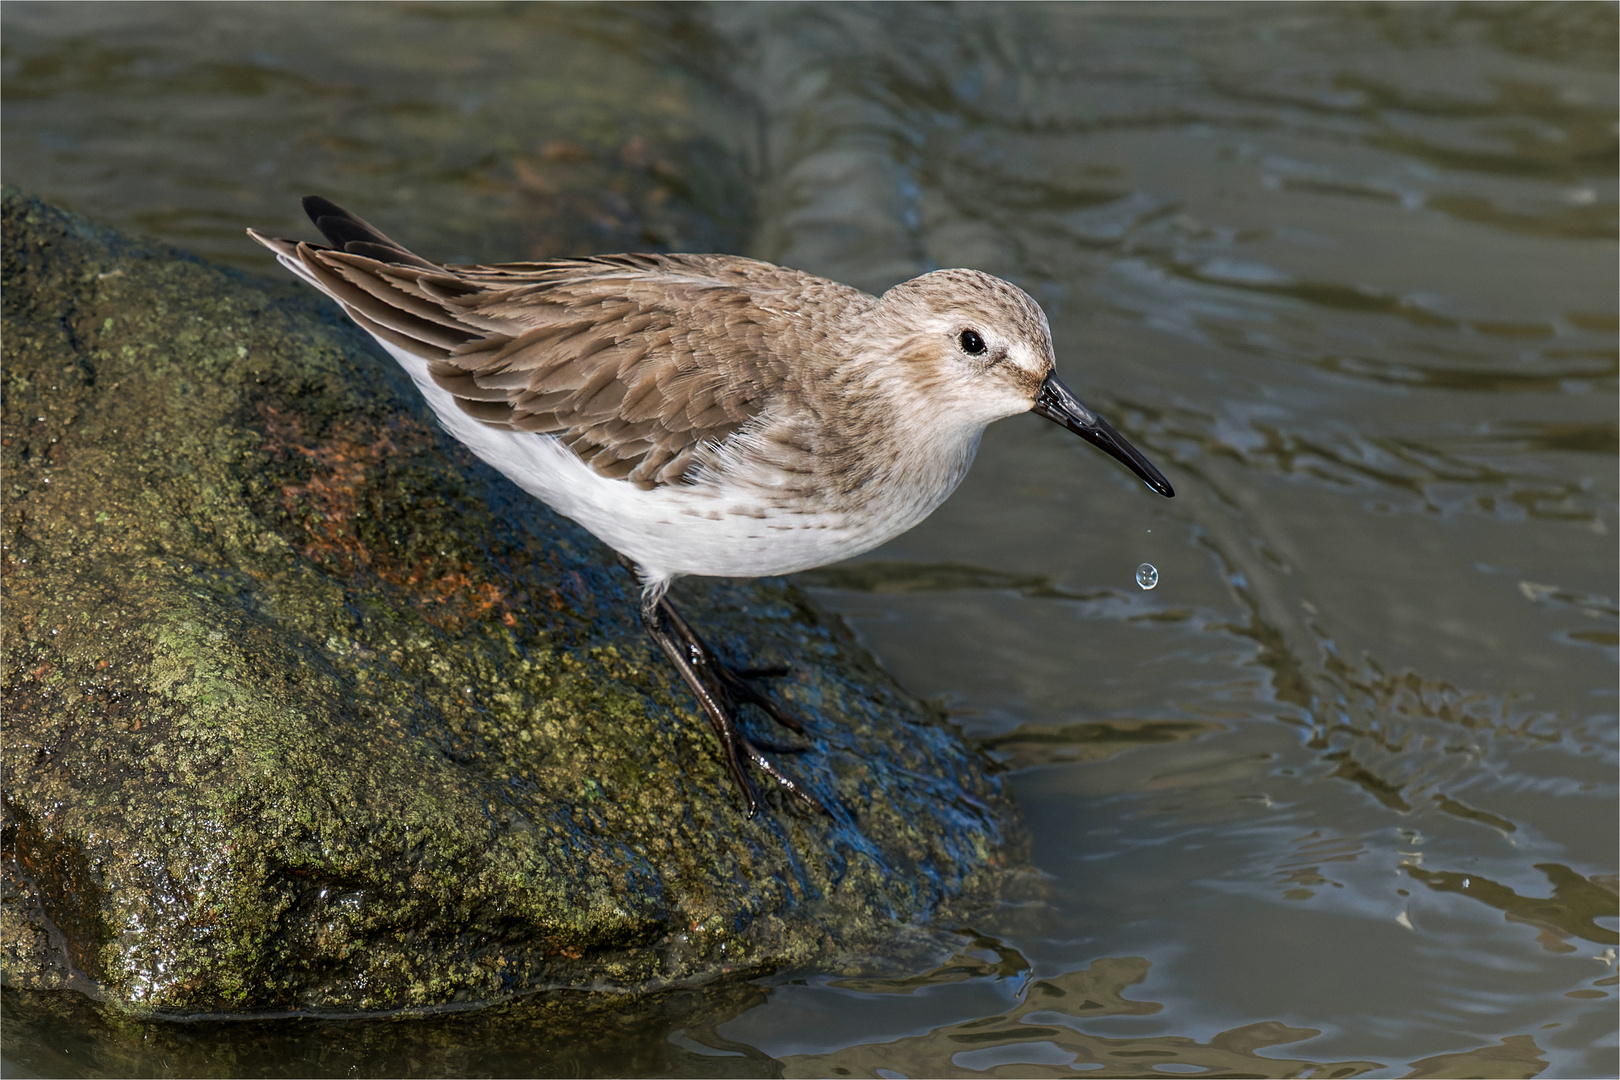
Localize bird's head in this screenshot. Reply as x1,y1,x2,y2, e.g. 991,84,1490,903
875,268,1174,497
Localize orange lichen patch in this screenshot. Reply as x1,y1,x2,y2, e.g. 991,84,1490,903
388,564,514,629
255,403,551,632
258,403,396,574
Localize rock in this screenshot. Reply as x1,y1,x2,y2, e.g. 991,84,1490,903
0,190,1016,1015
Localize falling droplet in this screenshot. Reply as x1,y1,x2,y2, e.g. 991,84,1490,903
1136,563,1159,590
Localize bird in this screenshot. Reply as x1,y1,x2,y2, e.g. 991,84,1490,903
248,196,1174,818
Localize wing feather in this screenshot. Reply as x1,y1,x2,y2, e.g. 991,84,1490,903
250,200,870,489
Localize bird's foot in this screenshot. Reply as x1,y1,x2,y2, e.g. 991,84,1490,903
707,656,807,736
637,587,828,818
731,729,828,816
655,596,809,740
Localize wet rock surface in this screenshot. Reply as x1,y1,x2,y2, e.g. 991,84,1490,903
0,190,1016,1015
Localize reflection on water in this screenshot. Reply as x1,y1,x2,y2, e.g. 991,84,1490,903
2,2,1616,1077
979,718,1222,773
775,956,1387,1079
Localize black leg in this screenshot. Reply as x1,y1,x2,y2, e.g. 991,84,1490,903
656,599,807,736
627,574,828,818
639,590,760,813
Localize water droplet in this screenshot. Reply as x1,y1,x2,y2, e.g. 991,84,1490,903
1135,563,1159,590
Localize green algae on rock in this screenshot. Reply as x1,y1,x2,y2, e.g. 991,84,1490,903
0,190,1018,1015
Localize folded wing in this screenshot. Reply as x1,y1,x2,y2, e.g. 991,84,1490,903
249,199,802,489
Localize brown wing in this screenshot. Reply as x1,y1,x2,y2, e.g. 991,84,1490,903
250,199,834,489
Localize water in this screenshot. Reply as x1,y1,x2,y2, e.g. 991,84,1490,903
1135,563,1159,591
3,3,1616,1076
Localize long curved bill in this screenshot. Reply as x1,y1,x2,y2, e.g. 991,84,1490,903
1032,373,1174,497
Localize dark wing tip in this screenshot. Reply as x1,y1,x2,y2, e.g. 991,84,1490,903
298,196,441,271
301,194,344,221
301,196,381,248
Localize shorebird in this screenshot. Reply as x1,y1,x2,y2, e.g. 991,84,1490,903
249,197,1173,817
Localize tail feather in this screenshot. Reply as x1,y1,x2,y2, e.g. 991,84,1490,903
244,227,326,291
246,200,478,360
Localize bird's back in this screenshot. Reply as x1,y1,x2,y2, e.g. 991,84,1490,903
251,201,871,493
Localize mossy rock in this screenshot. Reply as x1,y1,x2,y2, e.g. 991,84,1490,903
0,190,1017,1015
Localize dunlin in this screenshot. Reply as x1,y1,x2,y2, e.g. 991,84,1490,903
249,197,1173,816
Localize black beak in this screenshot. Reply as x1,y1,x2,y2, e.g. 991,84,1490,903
1032,373,1174,497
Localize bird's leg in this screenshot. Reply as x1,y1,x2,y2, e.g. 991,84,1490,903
655,598,806,736
625,566,826,817
637,589,760,814
654,594,828,815
653,600,803,760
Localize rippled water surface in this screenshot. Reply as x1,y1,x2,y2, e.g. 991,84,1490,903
4,3,1616,1077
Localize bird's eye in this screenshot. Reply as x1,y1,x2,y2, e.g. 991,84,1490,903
959,329,986,355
